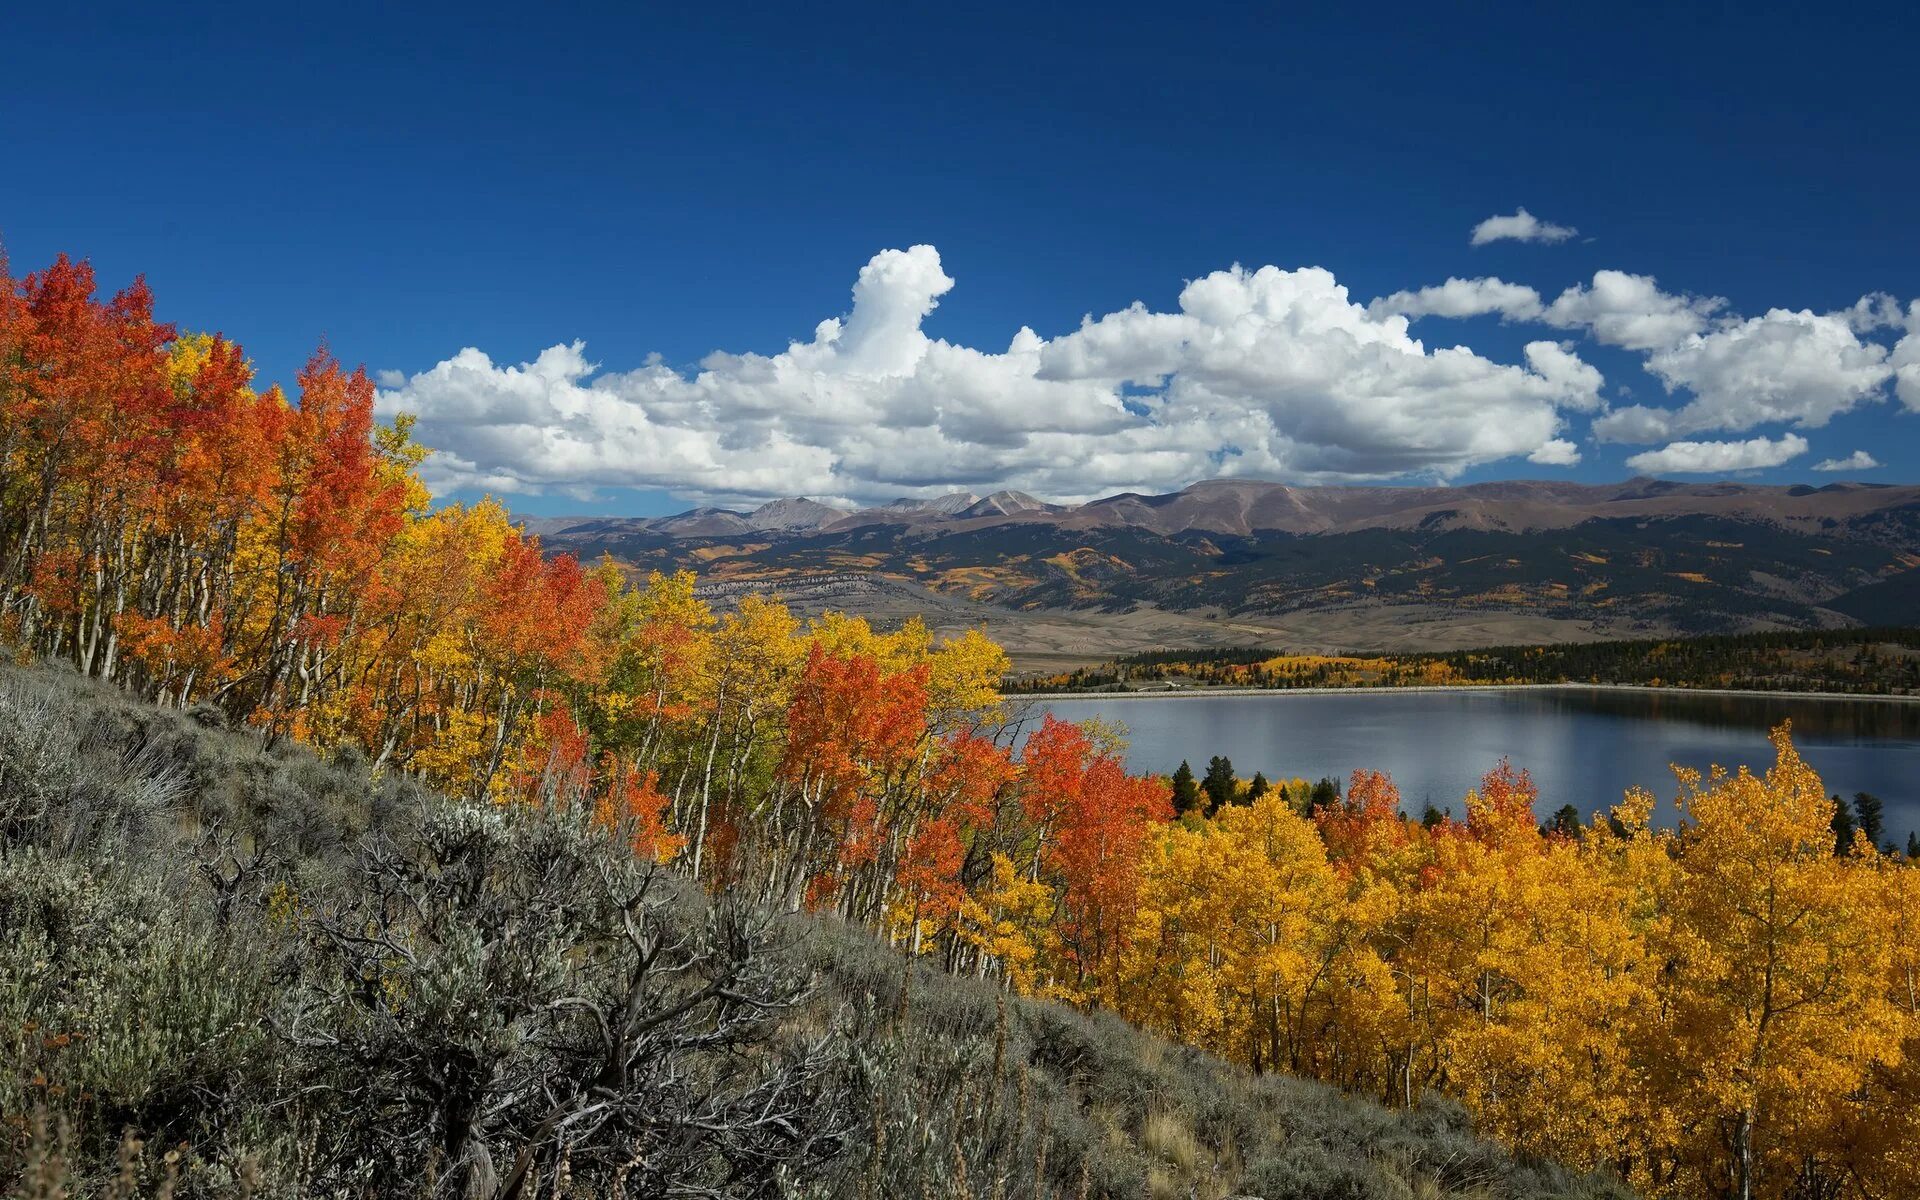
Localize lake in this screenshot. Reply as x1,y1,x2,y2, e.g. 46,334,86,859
1024,687,1920,844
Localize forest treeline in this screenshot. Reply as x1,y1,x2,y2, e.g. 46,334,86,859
4,249,1919,1199
1166,754,1917,858
1010,627,1920,695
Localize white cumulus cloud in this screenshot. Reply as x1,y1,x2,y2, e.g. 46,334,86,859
1845,292,1907,334
378,247,1600,505
1527,438,1582,466
1812,450,1882,472
1543,270,1724,352
1510,272,1906,445
1368,277,1544,321
1590,306,1895,442
1892,300,1920,410
1624,433,1809,475
1470,208,1578,246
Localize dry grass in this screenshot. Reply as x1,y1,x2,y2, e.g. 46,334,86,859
1142,1110,1202,1174
0,662,1641,1200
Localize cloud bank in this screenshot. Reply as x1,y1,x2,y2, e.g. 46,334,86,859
376,247,1915,504
379,247,1603,505
1397,267,1917,480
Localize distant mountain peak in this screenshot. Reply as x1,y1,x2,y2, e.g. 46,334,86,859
879,491,981,514
746,497,843,531
650,506,751,536
960,490,1051,519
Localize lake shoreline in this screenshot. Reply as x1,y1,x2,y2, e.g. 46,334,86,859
1008,682,1920,704
1008,680,1920,840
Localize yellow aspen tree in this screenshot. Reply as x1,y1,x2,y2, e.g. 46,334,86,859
1642,726,1903,1200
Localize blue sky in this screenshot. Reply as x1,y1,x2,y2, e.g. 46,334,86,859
4,1,1916,514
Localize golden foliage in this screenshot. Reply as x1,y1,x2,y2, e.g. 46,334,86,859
1106,728,1919,1200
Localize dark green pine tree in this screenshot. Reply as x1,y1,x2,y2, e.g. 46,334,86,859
1541,803,1582,840
1202,755,1237,815
1170,760,1201,817
1308,776,1342,815
1831,794,1857,855
1421,802,1447,829
1246,771,1271,802
1852,792,1885,852
1908,831,1920,860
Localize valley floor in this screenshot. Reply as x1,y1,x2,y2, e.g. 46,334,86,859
697,572,1660,671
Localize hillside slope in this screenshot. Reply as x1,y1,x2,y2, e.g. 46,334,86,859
0,664,1630,1199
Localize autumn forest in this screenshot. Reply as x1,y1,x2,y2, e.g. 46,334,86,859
4,252,1919,1200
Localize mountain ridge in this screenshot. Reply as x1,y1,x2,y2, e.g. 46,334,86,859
523,476,1918,543
524,477,1920,649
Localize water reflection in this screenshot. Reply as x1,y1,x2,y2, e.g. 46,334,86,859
1555,687,1920,741
1028,688,1920,843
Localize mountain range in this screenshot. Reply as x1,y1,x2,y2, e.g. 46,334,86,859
524,478,1920,655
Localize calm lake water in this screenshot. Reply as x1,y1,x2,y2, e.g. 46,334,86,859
1025,688,1920,843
